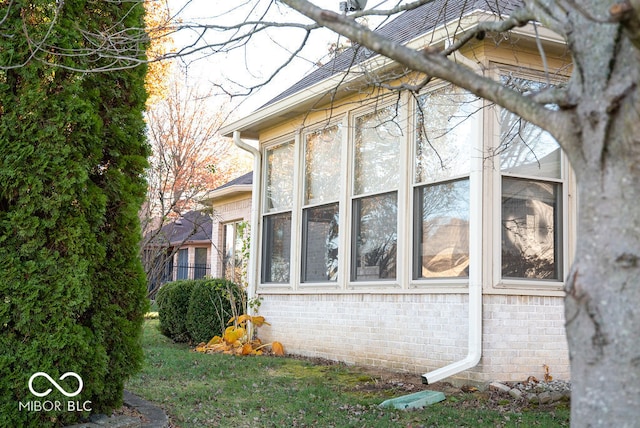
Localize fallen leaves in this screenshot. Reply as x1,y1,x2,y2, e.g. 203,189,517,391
194,314,284,357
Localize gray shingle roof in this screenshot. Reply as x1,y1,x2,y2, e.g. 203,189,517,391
264,0,521,107
151,210,212,246
213,171,253,190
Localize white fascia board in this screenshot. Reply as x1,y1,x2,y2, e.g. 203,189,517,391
209,184,253,199
200,184,252,206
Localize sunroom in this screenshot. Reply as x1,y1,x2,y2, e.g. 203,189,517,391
221,3,573,383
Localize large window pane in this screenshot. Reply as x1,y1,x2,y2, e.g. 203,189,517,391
353,192,397,280
499,77,561,179
415,180,469,278
223,222,244,282
304,125,342,205
265,142,294,212
177,248,188,280
416,87,478,183
354,106,402,195
502,177,561,280
302,203,339,282
262,212,292,283
194,247,208,279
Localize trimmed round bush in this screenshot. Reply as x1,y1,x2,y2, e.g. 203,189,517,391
186,279,245,344
156,280,197,342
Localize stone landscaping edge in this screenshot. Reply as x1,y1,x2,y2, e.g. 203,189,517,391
489,380,572,404
65,391,168,428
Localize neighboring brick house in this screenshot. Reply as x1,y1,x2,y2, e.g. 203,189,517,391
144,210,213,293
204,171,253,284
220,1,573,384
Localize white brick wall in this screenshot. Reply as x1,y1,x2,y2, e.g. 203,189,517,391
255,293,569,383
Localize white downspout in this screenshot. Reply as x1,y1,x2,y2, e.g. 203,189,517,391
422,45,483,384
422,165,482,383
233,131,261,316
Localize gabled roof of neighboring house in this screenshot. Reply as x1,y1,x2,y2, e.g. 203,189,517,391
215,171,253,189
221,0,523,138
147,210,212,247
203,171,253,203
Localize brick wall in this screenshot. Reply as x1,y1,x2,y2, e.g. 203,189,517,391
255,293,569,383
211,197,252,278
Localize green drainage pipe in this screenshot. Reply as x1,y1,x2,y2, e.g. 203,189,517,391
379,390,446,410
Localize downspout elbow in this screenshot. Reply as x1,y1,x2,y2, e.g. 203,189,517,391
421,279,482,384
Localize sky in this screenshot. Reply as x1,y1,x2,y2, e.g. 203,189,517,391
166,0,407,117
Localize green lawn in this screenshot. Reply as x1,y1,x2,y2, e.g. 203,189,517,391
126,320,569,427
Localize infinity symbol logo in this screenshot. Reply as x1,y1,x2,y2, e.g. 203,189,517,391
28,372,83,398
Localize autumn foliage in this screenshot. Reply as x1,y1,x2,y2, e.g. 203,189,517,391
195,314,285,357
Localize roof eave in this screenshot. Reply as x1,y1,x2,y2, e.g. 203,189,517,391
220,10,566,140
201,184,253,205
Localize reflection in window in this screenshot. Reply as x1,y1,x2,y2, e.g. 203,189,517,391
413,85,475,281
304,125,342,205
353,193,397,280
223,222,244,282
262,213,292,283
265,142,295,212
354,106,402,195
502,177,561,280
498,76,564,281
498,76,561,179
415,180,469,278
177,248,188,280
194,247,208,279
416,87,478,183
302,203,339,282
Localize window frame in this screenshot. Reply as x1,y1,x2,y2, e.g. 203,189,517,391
299,122,344,285
253,70,573,295
409,84,482,287
222,220,245,283
347,100,408,287
488,67,573,292
260,138,298,287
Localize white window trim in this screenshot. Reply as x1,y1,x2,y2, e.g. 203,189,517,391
254,71,574,297
298,119,345,288
259,137,297,289
408,84,484,289
346,97,409,289
486,67,574,293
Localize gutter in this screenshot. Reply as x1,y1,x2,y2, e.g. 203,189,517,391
233,131,261,316
422,47,483,384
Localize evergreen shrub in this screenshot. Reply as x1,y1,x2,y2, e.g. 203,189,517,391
186,279,245,344
156,280,197,342
0,1,148,425
156,279,245,344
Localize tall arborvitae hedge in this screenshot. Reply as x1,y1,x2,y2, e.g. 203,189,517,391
0,1,148,426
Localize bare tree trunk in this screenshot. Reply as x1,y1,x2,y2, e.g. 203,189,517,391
564,73,640,427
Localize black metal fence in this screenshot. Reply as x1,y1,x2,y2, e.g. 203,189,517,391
175,263,211,280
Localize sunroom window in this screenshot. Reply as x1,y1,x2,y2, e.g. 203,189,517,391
301,125,341,282
413,86,478,279
352,106,401,281
262,141,294,283
499,77,563,281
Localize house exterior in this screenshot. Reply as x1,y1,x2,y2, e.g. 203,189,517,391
220,1,573,384
204,171,253,284
143,210,213,293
